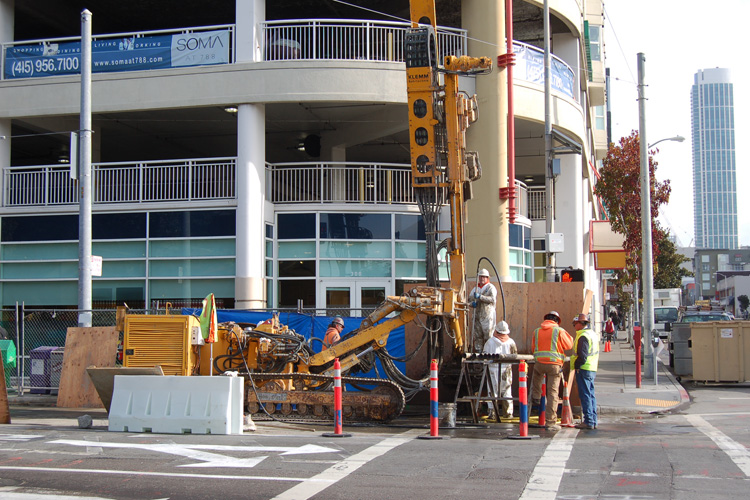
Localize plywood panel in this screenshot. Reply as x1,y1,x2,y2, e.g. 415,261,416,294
56,327,119,408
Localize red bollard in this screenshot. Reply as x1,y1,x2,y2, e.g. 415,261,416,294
530,373,546,428
418,359,446,440
634,326,642,388
507,360,538,440
322,358,351,437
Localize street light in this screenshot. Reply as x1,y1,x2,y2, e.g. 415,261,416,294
649,135,685,149
637,53,686,385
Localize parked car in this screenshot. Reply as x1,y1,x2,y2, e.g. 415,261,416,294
678,311,733,323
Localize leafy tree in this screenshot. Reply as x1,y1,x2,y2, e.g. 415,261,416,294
654,235,693,289
738,295,749,317
594,131,672,311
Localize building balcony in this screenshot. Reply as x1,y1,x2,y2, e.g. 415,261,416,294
3,159,530,219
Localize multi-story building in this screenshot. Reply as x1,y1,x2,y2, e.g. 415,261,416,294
693,248,750,300
0,0,607,316
691,68,738,250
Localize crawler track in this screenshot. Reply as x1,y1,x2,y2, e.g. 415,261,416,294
245,372,406,422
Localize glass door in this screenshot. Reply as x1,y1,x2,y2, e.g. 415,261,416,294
320,280,392,317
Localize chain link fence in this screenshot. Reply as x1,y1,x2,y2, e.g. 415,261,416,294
0,305,169,394
1,304,373,394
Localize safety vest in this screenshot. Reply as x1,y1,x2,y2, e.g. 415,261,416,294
533,320,572,365
571,328,599,372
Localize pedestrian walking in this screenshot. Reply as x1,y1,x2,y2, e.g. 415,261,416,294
530,311,574,431
604,316,615,343
571,313,599,430
469,268,497,352
482,320,517,420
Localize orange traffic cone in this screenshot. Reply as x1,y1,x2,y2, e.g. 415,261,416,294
560,379,574,427
604,340,611,352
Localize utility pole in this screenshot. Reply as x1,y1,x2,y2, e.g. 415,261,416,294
637,53,656,382
543,0,556,282
78,10,92,327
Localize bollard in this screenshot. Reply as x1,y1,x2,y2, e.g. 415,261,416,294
418,359,446,439
560,379,575,428
538,374,547,427
507,360,538,439
530,373,546,428
322,358,351,437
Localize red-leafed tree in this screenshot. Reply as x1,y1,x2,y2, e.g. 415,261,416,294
594,131,671,303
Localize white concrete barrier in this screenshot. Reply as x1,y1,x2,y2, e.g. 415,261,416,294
108,375,244,434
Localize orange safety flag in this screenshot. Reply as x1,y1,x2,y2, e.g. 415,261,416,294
199,293,217,343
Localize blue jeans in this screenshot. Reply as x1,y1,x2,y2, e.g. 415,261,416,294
575,369,597,426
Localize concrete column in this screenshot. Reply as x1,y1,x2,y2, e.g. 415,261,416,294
1,1,14,198
328,145,346,202
462,0,510,281
235,0,264,63
555,154,583,269
235,104,266,309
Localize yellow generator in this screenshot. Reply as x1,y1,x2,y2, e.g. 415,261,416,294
123,314,202,375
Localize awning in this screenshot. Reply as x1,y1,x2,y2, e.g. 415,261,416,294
589,220,627,270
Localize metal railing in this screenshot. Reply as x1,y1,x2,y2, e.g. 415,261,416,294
4,158,236,206
262,19,466,62
528,186,546,220
266,162,418,204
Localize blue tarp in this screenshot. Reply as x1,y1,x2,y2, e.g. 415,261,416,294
181,309,405,381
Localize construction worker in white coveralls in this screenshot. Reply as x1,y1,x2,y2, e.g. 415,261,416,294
470,268,497,352
482,320,517,420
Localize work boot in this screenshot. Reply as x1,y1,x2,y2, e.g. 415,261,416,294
545,424,561,431
575,423,595,430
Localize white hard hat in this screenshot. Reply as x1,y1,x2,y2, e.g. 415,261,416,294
495,321,510,334
478,268,490,277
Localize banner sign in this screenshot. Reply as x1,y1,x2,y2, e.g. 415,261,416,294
4,29,230,79
513,43,576,99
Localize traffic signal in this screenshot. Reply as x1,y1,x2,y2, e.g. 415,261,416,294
560,269,584,282
405,26,440,186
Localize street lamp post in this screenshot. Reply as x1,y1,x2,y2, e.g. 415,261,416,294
637,52,685,385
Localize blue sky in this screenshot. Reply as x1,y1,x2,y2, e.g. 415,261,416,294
604,0,750,247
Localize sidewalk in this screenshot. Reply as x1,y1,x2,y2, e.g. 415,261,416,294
595,331,690,415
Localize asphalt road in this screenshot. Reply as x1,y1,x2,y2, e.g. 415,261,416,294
1,384,749,500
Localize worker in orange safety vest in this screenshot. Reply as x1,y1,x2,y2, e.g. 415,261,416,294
530,310,574,431
323,316,345,350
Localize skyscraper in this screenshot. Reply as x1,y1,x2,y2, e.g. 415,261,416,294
691,68,738,249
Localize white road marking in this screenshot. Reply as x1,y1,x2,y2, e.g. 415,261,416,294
0,434,44,441
519,429,579,500
270,428,423,500
0,466,327,482
51,439,338,468
685,414,750,476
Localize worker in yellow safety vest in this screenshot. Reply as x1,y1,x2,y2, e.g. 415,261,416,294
570,313,599,430
531,310,573,431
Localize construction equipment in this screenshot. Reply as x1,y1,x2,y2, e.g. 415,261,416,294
118,0,492,422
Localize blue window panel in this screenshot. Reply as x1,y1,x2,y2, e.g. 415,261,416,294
149,258,235,277
100,260,147,278
319,260,391,277
278,241,316,259
1,214,77,242
149,210,236,238
149,238,235,258
149,278,234,299
2,280,77,306
320,241,391,259
1,261,77,279
278,213,316,239
1,242,78,260
93,241,146,259
395,214,425,240
395,260,426,278
320,213,391,239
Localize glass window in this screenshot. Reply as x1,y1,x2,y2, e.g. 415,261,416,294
395,214,425,240
279,279,315,308
279,260,316,278
149,258,235,277
149,210,235,238
100,260,147,278
320,241,391,259
278,241,316,259
595,105,605,130
1,261,77,279
278,213,316,239
266,224,274,239
93,213,146,239
149,278,234,299
2,242,78,260
319,260,391,277
395,242,425,259
1,214,78,242
149,239,235,258
588,25,601,61
93,280,145,303
2,281,77,306
94,241,147,259
533,239,546,251
320,213,391,239
396,260,426,278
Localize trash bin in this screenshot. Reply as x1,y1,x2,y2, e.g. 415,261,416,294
0,339,16,370
690,321,750,382
30,346,59,394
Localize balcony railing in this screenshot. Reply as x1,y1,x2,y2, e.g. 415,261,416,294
528,186,546,220
3,158,537,221
266,162,417,204
3,158,236,206
262,19,466,62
